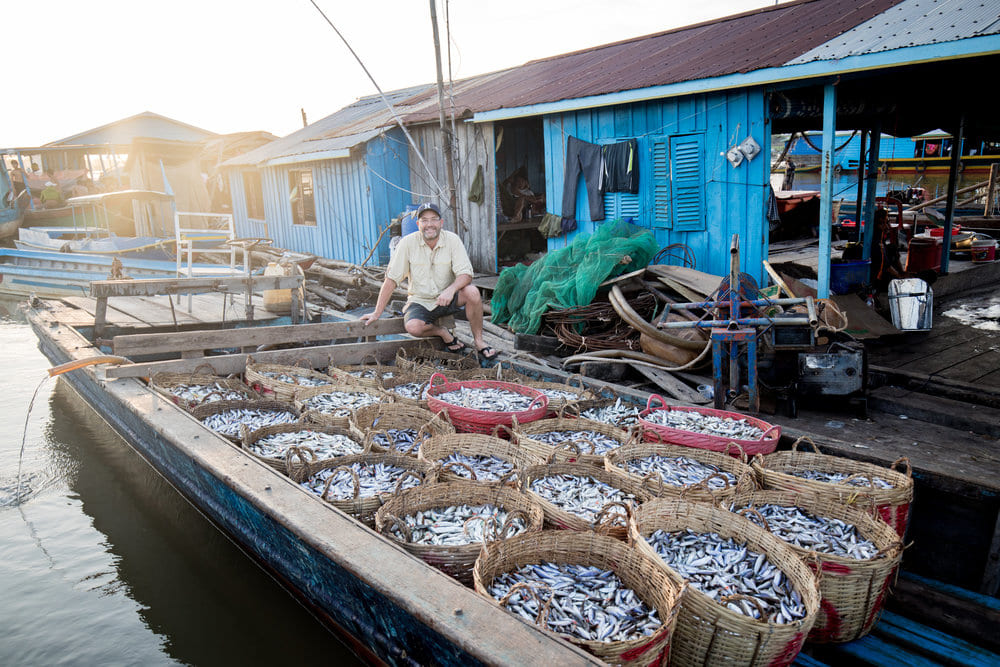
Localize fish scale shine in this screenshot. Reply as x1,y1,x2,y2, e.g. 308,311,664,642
201,408,297,438
752,504,879,559
249,429,363,459
529,474,635,523
434,387,536,412
644,411,764,440
301,462,421,500
391,503,527,546
625,455,735,489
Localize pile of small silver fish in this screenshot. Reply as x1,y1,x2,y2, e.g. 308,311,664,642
258,370,331,387
439,453,515,481
390,503,527,545
489,562,661,642
369,428,423,455
537,387,583,403
302,390,382,417
300,462,422,500
433,387,536,412
643,410,764,440
529,474,636,523
166,382,249,405
200,408,298,438
249,429,363,460
788,469,895,489
385,382,428,401
347,368,393,380
624,455,736,490
751,504,879,559
579,399,641,427
527,429,624,455
645,529,807,624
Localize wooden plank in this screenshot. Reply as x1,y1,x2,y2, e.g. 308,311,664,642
982,508,1000,596
112,318,407,356
829,634,941,667
89,274,301,298
631,364,710,404
936,348,1000,384
872,611,1000,665
104,295,202,328
62,296,146,327
105,338,428,378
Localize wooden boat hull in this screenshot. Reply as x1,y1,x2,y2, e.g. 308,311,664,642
25,310,598,666
0,206,24,240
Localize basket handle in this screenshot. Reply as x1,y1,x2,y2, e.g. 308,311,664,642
736,507,771,533
570,437,596,455
751,452,766,469
560,402,582,418
527,393,548,412
721,593,768,620
365,428,395,453
498,582,551,626
545,441,581,464
462,515,498,545
890,457,912,478
565,373,586,390
492,422,515,440
238,423,251,446
842,472,877,491
646,394,669,411
378,513,413,543
791,436,821,453
760,424,781,441
694,472,732,494
392,470,424,496
193,362,218,376
722,441,748,463
642,426,667,445
292,356,312,370
495,469,519,489
640,471,666,496
428,372,449,389
594,500,632,532
497,508,531,540
321,465,360,501
285,445,317,476
442,460,477,481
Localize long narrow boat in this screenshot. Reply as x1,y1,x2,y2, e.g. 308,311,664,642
22,289,601,665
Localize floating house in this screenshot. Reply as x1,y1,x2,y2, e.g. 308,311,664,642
224,0,1000,294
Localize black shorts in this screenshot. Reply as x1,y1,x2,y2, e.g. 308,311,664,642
403,294,463,324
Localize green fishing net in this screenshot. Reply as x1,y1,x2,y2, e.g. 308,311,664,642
491,220,658,334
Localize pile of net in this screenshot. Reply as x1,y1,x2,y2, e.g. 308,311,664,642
491,221,658,335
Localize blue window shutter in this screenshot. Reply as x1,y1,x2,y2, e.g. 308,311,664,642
651,139,671,228
603,191,641,222
670,133,705,232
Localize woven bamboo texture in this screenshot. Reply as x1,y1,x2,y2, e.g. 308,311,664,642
349,403,454,456
752,438,914,538
240,423,365,475
629,498,821,667
328,354,392,390
418,433,546,483
293,383,392,430
379,370,430,410
396,345,479,373
605,439,756,503
190,399,300,443
521,462,651,540
374,481,545,584
563,397,643,430
733,490,903,643
150,372,259,410
513,416,633,467
516,374,596,416
638,395,781,456
292,452,438,526
425,373,548,435
472,530,684,666
245,360,336,402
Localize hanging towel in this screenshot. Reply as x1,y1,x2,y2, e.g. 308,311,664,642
468,164,484,204
537,212,563,238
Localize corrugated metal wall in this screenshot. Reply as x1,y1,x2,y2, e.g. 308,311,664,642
542,90,769,281
408,121,497,273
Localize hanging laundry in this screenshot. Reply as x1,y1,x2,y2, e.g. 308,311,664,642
560,136,605,229
601,138,639,194
468,164,485,204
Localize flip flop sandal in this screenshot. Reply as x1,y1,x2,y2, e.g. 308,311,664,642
476,346,498,361
444,335,468,353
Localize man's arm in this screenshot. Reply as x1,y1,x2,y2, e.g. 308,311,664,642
435,273,472,307
360,277,398,325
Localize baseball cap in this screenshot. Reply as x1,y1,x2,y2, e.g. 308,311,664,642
415,202,442,219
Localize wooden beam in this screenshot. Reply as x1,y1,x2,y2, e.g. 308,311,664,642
631,364,709,404
105,338,428,378
112,318,407,357
90,274,302,298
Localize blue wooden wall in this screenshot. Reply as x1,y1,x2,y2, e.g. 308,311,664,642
542,89,770,281
228,129,410,266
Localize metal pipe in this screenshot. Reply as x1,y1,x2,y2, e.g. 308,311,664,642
662,297,812,310
659,317,811,329
805,296,818,326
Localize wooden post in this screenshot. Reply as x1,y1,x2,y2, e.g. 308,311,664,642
94,296,108,340
818,83,837,298
986,163,999,217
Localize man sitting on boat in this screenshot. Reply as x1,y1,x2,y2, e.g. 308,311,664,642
361,202,499,364
39,180,65,209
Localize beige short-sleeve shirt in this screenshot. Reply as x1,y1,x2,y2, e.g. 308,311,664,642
386,230,474,309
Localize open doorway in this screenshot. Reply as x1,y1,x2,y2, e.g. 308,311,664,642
494,119,547,267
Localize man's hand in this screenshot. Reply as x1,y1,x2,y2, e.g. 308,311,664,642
359,311,380,326
435,288,455,308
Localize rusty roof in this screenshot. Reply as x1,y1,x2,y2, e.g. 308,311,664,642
401,0,907,123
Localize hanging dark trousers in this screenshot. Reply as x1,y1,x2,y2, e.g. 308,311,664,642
560,136,605,231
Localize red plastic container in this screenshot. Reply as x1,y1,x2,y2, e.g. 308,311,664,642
425,373,548,435
928,225,961,237
905,237,942,272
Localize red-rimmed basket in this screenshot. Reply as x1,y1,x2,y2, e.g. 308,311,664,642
424,373,548,435
638,394,781,456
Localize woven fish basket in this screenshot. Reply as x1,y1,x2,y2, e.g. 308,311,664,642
473,530,684,666
516,374,597,417
638,394,781,456
374,481,545,584
240,422,366,475
190,399,301,443
349,403,454,456
292,452,438,526
425,373,548,435
293,383,392,430
521,462,651,540
150,371,260,411
605,438,756,503
752,437,914,539
564,397,643,429
328,354,392,390
732,490,903,643
513,416,634,467
629,498,821,667
396,345,479,374
379,372,430,410
418,432,547,484
245,358,337,402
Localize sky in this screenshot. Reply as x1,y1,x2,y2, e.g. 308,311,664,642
3,0,776,148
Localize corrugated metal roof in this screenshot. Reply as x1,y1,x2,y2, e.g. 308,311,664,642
789,0,1000,63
